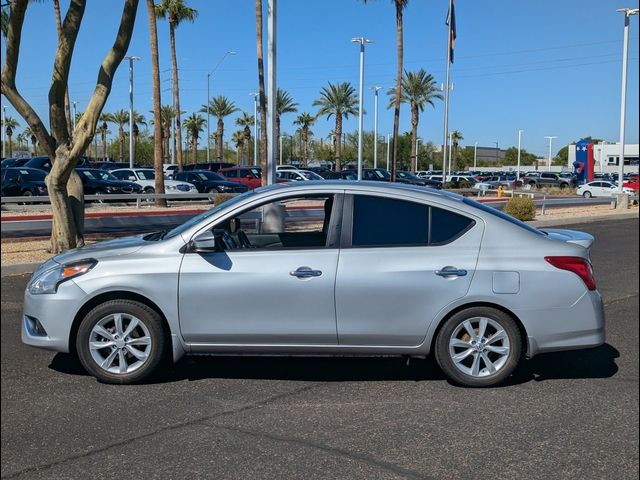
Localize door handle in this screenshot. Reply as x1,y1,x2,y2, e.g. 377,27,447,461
290,267,323,278
435,266,468,277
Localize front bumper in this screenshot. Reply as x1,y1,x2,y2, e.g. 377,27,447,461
520,290,606,357
21,280,88,353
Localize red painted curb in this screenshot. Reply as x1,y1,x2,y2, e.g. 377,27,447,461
1,209,208,223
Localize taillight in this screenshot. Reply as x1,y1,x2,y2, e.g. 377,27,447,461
545,256,596,290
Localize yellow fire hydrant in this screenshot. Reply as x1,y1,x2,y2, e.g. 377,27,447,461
497,185,505,198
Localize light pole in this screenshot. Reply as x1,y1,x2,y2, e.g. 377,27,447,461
1,106,6,158
124,55,139,169
616,8,638,191
447,131,453,184
352,37,371,180
250,92,259,165
72,101,78,133
473,141,478,170
371,86,382,169
544,136,557,172
206,51,237,162
517,129,523,180
386,133,391,170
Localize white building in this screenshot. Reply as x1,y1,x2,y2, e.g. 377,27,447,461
568,142,639,174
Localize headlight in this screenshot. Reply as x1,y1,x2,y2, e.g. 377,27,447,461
189,185,197,191
105,186,115,193
220,185,233,192
37,185,47,192
166,185,177,191
28,259,97,295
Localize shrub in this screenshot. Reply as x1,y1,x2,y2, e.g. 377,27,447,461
212,192,236,206
504,196,536,221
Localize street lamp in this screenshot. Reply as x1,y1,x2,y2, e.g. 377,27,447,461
124,55,140,168
352,37,372,180
206,51,237,162
250,92,259,165
371,86,382,168
473,141,478,170
616,8,638,191
1,106,6,158
517,129,524,180
544,136,558,172
386,133,391,170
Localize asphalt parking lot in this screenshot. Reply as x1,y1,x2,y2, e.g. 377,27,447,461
1,218,638,480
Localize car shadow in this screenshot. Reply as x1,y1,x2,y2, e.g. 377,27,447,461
49,343,620,386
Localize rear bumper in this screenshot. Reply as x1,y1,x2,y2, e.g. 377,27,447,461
518,290,606,357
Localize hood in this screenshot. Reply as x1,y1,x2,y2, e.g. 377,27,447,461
204,180,244,188
164,180,194,187
52,235,147,265
540,228,595,250
94,179,141,189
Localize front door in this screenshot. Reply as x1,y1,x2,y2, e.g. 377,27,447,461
335,193,483,347
178,193,342,345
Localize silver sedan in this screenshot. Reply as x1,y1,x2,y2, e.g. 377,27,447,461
22,181,605,387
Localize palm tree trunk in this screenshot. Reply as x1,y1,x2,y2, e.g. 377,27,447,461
256,0,268,185
275,116,280,165
216,118,224,161
102,131,107,160
303,127,309,167
335,114,342,172
411,104,419,172
169,22,184,171
391,2,404,181
191,135,197,164
147,0,166,206
118,126,124,160
243,126,251,164
53,0,73,136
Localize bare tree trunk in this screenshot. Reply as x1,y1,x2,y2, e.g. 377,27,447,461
335,114,342,172
256,0,268,186
411,104,419,172
216,118,224,161
243,125,251,163
169,22,183,172
146,0,166,206
391,3,403,181
52,0,73,135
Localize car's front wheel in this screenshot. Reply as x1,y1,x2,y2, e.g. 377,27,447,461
434,307,522,387
583,191,592,198
76,300,167,384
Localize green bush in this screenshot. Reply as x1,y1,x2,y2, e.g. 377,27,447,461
212,192,237,206
504,196,537,221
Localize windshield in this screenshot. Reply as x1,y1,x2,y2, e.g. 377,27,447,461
163,189,256,240
462,197,544,236
300,171,324,180
80,169,117,181
373,169,391,179
196,172,224,181
136,170,155,180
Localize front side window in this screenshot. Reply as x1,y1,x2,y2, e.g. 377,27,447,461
136,170,155,180
221,195,335,250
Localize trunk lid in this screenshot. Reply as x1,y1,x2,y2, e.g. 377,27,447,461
540,228,595,250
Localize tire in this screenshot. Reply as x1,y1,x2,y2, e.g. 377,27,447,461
434,307,522,387
528,181,537,188
583,191,592,198
559,183,568,190
76,299,168,384
144,187,155,194
22,190,33,197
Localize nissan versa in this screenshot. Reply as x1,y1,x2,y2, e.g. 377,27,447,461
22,182,605,387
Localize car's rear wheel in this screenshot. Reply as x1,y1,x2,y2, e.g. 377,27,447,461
583,191,592,198
435,307,522,387
76,300,167,384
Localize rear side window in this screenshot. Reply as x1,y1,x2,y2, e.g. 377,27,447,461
351,196,475,247
223,169,237,178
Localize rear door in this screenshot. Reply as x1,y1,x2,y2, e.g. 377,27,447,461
335,193,483,346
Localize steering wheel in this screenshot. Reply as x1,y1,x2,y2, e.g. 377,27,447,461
221,231,238,250
237,230,254,249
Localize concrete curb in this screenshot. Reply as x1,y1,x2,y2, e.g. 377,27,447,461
529,211,639,227
2,212,638,278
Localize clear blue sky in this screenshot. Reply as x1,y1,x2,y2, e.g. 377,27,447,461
1,0,639,157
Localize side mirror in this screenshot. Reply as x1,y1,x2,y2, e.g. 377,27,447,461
190,230,224,253
129,176,136,181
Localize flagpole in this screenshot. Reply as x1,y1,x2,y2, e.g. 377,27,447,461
442,0,453,186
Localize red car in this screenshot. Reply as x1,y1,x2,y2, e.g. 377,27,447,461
623,175,639,192
218,166,263,190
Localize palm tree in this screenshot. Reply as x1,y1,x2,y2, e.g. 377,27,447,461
23,126,38,156
2,116,19,157
200,96,239,161
1,8,8,38
313,82,358,171
235,112,255,164
387,69,442,172
363,0,408,179
98,114,111,161
255,0,268,184
275,88,298,167
293,112,315,167
103,110,146,160
451,130,464,172
183,113,205,164
231,130,245,164
155,0,198,172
